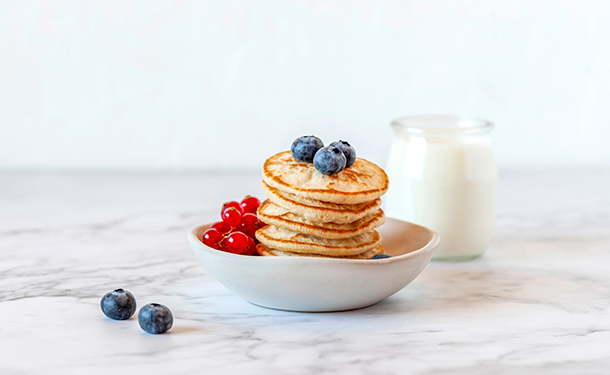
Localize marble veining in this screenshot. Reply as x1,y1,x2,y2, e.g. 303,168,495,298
1,170,609,374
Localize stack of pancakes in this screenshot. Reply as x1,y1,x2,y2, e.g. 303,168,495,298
255,151,389,259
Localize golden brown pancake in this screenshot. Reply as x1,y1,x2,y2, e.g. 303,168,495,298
262,182,381,224
256,243,387,259
262,151,389,204
257,199,385,239
255,225,382,256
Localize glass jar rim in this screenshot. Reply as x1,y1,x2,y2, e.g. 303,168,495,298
391,115,493,136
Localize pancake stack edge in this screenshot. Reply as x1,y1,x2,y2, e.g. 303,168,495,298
254,152,389,259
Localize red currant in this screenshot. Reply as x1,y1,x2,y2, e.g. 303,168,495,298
202,228,223,249
222,201,243,216
225,231,249,254
240,196,261,214
242,236,257,256
238,213,261,238
218,240,229,252
211,221,232,235
221,207,242,227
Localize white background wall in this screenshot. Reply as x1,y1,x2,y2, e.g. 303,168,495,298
1,0,609,172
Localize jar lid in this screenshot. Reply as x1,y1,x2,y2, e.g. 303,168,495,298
391,115,493,136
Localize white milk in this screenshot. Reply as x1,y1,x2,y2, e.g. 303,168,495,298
385,132,497,260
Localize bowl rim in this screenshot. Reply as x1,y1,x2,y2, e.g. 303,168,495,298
188,218,440,263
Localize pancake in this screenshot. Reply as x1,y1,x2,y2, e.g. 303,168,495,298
262,182,381,224
256,243,387,259
263,181,371,210
257,199,386,239
262,151,389,204
255,225,382,256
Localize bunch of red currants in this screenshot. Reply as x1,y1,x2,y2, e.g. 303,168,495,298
201,196,263,256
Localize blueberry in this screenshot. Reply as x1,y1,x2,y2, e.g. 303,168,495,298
100,288,137,320
371,254,392,259
313,146,347,175
138,303,173,334
329,140,356,168
291,135,324,163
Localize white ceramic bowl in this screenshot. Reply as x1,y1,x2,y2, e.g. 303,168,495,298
188,218,440,312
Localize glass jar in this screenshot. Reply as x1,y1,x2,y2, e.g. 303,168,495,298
384,115,497,261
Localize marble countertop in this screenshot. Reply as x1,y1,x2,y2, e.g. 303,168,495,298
1,170,609,374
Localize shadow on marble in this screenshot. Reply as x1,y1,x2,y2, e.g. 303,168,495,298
168,326,201,335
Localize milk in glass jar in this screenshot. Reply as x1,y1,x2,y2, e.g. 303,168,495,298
384,115,497,261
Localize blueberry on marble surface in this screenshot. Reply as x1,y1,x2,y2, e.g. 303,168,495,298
138,303,173,334
291,135,324,163
100,288,137,320
371,254,392,259
329,140,356,168
313,146,346,175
